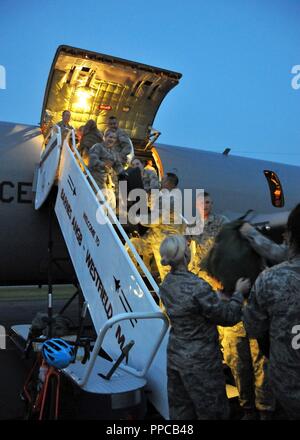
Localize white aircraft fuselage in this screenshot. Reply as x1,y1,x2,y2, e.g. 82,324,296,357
1,45,299,285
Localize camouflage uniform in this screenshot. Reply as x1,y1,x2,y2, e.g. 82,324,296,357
190,218,275,414
240,227,288,264
78,129,103,165
159,269,244,419
142,168,159,193
112,128,133,167
243,255,300,419
221,228,286,415
56,120,73,143
128,189,184,281
88,143,123,208
142,168,160,210
127,236,153,274
186,214,228,284
221,321,275,413
141,189,185,281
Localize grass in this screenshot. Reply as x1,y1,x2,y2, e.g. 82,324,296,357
0,285,76,301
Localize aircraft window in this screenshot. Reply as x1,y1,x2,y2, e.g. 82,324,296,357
264,170,284,208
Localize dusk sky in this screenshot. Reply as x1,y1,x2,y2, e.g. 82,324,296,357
0,0,299,165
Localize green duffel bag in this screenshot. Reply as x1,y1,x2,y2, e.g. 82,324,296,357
201,219,263,293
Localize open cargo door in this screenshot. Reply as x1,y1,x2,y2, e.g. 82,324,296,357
40,45,181,151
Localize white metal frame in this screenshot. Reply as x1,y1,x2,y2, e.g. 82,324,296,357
64,130,159,295
40,125,62,162
71,312,169,387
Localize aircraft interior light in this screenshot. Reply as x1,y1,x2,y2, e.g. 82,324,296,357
73,88,94,112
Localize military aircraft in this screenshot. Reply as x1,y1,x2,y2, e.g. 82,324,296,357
1,45,300,420
1,45,299,285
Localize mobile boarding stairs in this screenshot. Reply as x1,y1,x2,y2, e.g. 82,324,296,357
11,127,171,419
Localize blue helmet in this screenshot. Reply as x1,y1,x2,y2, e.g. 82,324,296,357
42,338,75,369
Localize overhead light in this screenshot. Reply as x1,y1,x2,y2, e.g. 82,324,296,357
72,87,94,112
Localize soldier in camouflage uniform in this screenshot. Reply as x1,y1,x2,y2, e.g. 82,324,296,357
159,235,251,419
192,211,275,418
131,157,159,201
78,119,103,165
221,320,275,419
56,110,74,142
186,192,228,284
229,222,288,419
106,116,133,167
141,173,184,281
88,130,124,208
243,204,300,419
131,158,159,193
127,173,184,281
124,159,159,273
218,221,277,419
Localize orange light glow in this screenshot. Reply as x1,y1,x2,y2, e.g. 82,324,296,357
72,88,94,112
98,104,112,111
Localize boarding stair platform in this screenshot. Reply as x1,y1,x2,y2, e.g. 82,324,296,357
32,127,170,418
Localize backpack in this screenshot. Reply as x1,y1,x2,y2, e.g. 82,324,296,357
201,219,263,293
